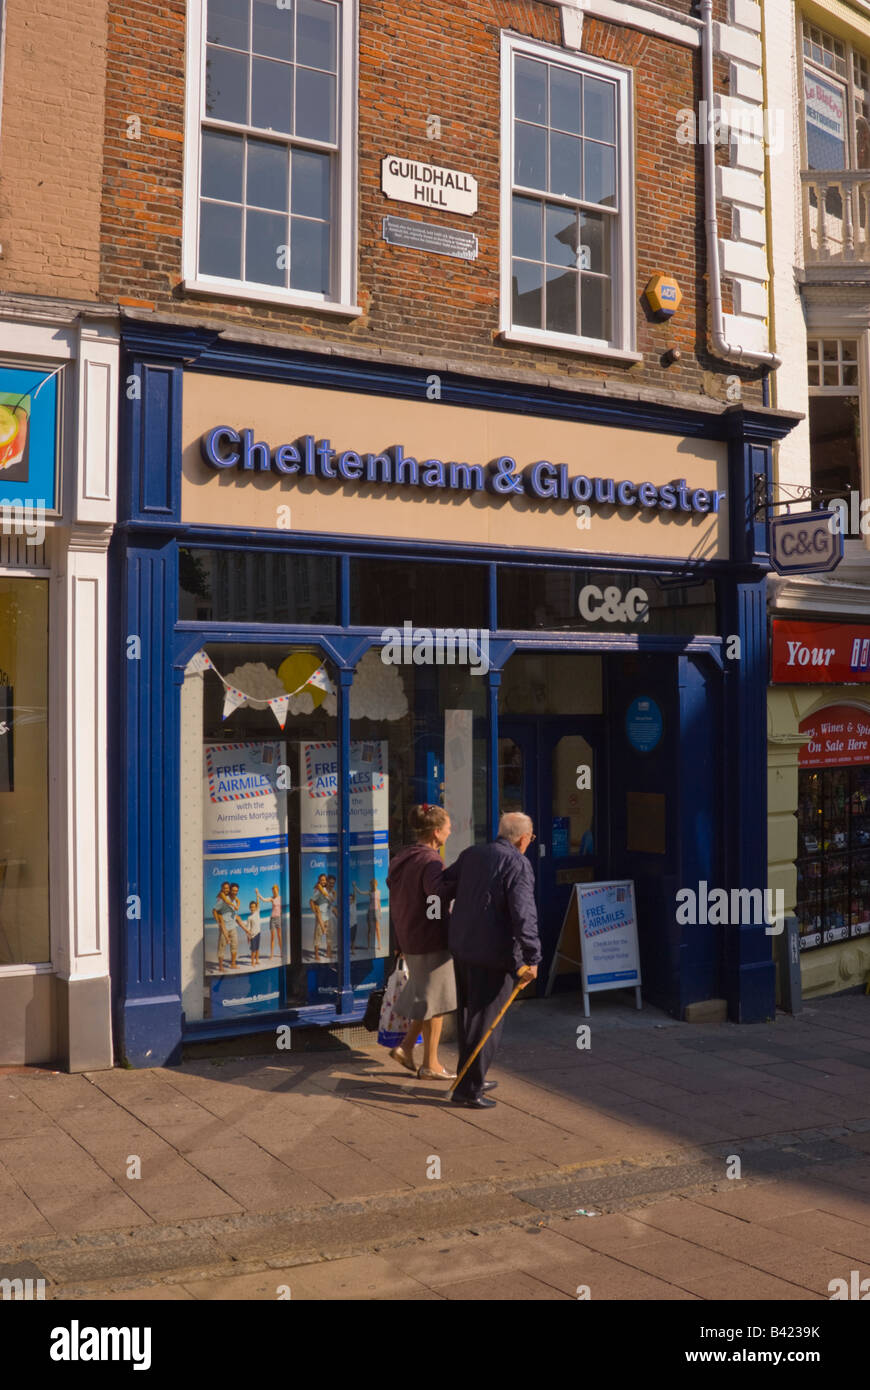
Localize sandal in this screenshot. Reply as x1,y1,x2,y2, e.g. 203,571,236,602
417,1066,457,1080
389,1047,417,1073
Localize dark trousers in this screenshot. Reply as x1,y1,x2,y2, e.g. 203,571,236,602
453,958,514,1099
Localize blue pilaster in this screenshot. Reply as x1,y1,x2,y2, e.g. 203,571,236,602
337,665,354,1015
115,536,184,1066
719,408,782,1022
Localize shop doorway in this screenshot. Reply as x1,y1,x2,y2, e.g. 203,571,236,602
498,719,604,973
498,650,605,981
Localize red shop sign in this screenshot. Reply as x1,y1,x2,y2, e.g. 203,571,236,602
772,619,870,684
799,704,870,768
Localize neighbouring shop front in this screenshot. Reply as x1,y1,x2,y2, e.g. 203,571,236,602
0,308,118,1070
769,613,870,998
113,321,797,1066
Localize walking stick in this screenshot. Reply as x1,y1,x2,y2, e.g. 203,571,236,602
448,971,533,1095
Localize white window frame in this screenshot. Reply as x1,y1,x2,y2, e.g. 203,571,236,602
807,331,870,551
182,0,360,315
499,31,639,362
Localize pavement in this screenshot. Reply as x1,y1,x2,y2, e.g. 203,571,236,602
2,990,870,1301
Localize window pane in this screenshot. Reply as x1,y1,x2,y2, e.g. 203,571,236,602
550,131,582,199
584,76,616,143
348,558,489,628
581,209,611,274
295,67,336,141
546,265,577,334
297,0,338,71
584,141,616,206
512,260,543,328
580,275,611,339
252,0,294,60
512,195,542,261
207,0,249,50
184,642,340,1019
291,215,330,291
179,550,340,624
804,71,847,170
546,204,578,267
809,395,861,494
498,569,717,635
201,129,244,202
515,56,547,124
292,148,331,219
514,121,547,190
252,56,294,132
246,208,287,285
200,199,243,278
550,65,581,134
247,139,289,210
0,578,50,964
206,44,249,123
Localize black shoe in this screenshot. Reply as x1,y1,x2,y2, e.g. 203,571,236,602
482,1081,498,1091
450,1093,496,1109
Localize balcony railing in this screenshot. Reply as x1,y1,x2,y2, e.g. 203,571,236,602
801,169,870,266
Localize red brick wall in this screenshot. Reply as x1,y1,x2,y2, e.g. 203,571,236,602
100,0,758,398
0,0,109,299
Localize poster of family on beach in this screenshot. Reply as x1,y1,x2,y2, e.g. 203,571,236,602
299,740,390,964
202,741,290,979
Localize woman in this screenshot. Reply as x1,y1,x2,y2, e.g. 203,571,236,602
257,884,282,960
310,873,332,963
386,804,457,1081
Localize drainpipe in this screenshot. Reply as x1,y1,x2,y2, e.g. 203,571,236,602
700,0,781,369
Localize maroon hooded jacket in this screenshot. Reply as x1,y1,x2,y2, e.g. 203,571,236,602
387,843,450,955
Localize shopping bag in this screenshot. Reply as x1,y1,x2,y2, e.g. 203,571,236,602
377,955,412,1048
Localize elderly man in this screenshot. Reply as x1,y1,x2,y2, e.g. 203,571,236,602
441,812,542,1109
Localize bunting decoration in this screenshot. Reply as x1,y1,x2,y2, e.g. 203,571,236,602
184,650,213,676
184,649,336,729
222,684,248,721
268,694,290,730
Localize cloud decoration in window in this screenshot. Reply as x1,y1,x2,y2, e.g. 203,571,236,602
350,649,409,721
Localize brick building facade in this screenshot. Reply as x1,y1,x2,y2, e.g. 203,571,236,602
98,0,754,399
104,0,799,1064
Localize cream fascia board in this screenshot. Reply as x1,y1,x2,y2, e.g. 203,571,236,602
500,31,636,355
182,0,358,311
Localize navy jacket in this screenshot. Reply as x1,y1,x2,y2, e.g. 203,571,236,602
443,837,542,974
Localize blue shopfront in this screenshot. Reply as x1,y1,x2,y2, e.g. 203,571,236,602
111,321,797,1066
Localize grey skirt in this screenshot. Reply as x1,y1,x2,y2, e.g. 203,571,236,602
397,950,457,1020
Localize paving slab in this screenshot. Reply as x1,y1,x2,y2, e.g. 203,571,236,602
439,1269,574,1299
183,1254,434,1301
